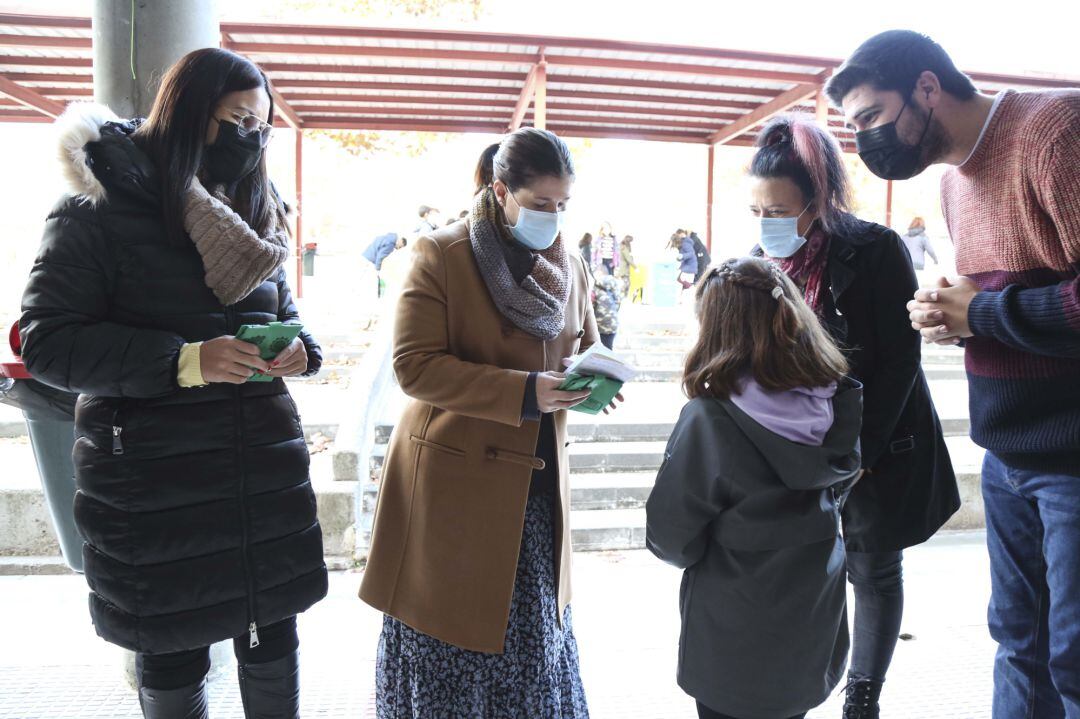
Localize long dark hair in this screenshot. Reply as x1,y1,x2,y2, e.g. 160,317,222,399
750,115,855,236
135,48,285,245
474,127,575,194
683,257,848,400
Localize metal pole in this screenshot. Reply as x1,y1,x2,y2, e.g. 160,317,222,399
295,129,304,299
815,90,829,128
706,143,715,253
92,0,220,118
533,61,547,130
885,179,894,229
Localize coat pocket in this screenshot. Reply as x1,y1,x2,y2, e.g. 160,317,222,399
409,435,466,458
485,447,545,470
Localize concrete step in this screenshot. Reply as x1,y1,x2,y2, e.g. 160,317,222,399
569,472,656,510
617,335,694,351
569,474,986,552
0,445,357,561
374,378,973,447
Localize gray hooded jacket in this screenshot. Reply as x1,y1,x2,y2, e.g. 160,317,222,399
646,380,862,719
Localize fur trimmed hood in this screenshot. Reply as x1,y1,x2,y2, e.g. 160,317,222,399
56,102,122,205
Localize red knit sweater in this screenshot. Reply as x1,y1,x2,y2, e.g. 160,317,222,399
941,89,1080,472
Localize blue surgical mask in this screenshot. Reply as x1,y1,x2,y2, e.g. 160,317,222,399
759,202,813,259
508,196,564,251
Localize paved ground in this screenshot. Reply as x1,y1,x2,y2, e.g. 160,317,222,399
0,530,995,718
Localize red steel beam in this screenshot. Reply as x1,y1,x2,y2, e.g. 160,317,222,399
293,104,729,134
885,180,894,228
548,74,783,98
281,94,742,122
0,74,93,85
264,62,786,101
300,118,506,133
21,85,92,96
262,62,523,83
544,54,819,84
509,62,542,131
0,14,91,29
541,114,727,132
706,144,714,252
236,43,820,84
554,89,762,110
547,102,742,122
284,93,518,107
270,78,787,114
273,79,519,95
967,70,1079,89
0,34,90,49
0,113,51,122
0,73,65,117
231,42,535,64
545,124,708,144
708,82,820,145
270,86,304,129
815,90,829,127
221,20,842,69
533,61,547,130
0,56,92,68
293,106,507,120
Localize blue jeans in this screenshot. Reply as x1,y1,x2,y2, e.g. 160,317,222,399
983,453,1080,719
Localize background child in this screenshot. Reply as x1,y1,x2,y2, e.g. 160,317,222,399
592,261,622,350
646,256,863,719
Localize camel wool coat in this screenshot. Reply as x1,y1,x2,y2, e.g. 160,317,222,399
359,219,599,653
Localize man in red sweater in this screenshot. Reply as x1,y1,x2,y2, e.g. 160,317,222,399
828,31,1080,719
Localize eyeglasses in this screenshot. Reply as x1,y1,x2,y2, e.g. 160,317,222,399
224,111,273,146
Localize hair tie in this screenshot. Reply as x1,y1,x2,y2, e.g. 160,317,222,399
771,286,784,300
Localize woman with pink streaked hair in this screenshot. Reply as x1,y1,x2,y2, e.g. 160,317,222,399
745,115,960,719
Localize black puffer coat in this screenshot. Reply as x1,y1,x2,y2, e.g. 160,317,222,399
19,105,327,654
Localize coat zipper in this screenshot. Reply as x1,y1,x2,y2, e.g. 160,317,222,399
111,404,126,455
226,303,260,648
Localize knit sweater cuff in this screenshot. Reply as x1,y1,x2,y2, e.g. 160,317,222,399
178,342,207,388
967,290,1005,339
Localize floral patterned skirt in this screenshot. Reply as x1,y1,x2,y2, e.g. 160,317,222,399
376,492,590,719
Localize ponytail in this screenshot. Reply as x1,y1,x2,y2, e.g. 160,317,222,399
474,142,500,194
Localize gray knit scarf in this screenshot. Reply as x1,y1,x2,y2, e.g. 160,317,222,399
469,187,571,340
183,177,290,306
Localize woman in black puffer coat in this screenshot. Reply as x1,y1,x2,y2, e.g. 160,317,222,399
19,49,327,719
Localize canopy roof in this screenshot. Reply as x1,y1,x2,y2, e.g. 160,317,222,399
2,12,1078,150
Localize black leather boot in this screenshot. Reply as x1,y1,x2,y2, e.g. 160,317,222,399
842,676,883,719
238,649,301,719
137,680,209,719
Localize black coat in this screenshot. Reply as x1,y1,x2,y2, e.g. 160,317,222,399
758,218,960,552
19,108,328,654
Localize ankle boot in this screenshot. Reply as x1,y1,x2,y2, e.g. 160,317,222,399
137,679,209,719
842,676,883,719
238,649,300,719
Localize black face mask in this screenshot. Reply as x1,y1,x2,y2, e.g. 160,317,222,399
855,100,934,181
203,120,263,185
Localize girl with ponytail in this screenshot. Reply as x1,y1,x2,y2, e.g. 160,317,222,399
647,256,862,719
748,115,960,718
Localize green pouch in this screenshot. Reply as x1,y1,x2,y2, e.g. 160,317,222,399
234,322,304,383
557,373,624,415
